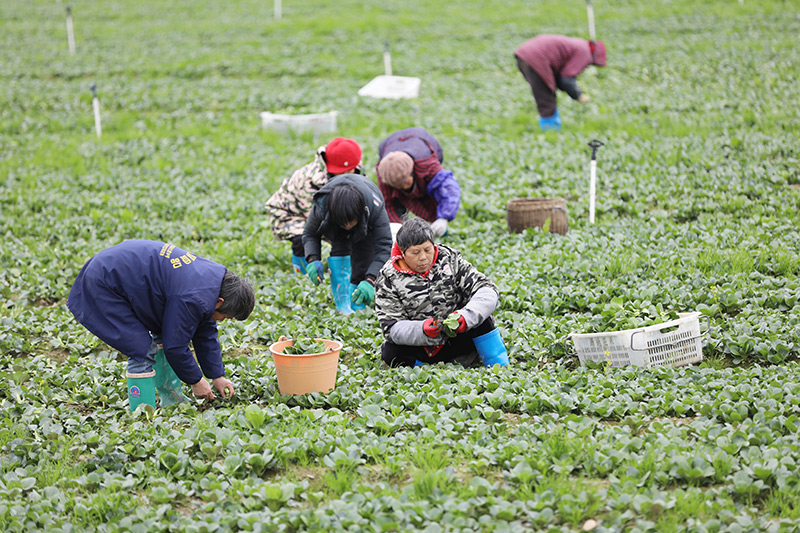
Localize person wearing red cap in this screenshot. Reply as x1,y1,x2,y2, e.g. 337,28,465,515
514,34,607,131
265,137,363,274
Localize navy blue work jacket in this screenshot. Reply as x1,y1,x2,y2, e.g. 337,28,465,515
67,240,227,384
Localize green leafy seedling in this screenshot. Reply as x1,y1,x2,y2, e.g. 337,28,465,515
442,312,461,338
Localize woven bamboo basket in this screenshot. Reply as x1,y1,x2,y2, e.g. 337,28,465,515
506,198,569,235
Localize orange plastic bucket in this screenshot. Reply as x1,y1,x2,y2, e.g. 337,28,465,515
268,337,342,395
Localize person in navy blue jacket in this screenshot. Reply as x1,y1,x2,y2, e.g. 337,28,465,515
67,240,255,411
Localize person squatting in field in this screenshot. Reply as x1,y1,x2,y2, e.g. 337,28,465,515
265,137,363,275
376,127,461,238
302,173,393,314
374,218,509,368
514,34,607,131
67,240,255,411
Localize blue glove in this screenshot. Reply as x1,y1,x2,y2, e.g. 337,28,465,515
351,280,375,306
305,260,324,286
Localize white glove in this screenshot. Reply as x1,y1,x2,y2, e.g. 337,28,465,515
578,93,591,104
390,222,402,243
430,218,449,237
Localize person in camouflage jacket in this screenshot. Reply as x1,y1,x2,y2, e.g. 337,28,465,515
265,137,363,273
375,218,501,367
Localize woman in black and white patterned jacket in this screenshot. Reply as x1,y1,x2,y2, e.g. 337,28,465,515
374,218,509,368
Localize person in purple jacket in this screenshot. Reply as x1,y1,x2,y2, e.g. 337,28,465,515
514,34,607,131
375,127,460,238
67,240,255,411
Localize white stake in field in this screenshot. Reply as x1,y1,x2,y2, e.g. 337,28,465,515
588,139,604,224
89,82,102,138
66,6,76,55
586,0,596,40
274,0,281,20
357,40,421,99
383,40,392,76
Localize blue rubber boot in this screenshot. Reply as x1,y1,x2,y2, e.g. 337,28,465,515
126,371,156,412
153,347,190,407
349,282,367,311
291,254,307,275
414,360,425,367
328,256,353,314
539,109,562,132
472,328,510,367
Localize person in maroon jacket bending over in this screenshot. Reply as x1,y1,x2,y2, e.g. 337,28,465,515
514,34,607,131
376,127,461,238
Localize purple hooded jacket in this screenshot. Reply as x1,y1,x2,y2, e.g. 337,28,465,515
376,127,461,223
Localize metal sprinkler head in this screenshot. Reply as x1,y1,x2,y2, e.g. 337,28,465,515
588,139,604,159
89,82,97,98
66,6,72,15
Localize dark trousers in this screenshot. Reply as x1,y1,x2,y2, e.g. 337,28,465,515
382,317,495,368
290,235,304,257
515,55,557,118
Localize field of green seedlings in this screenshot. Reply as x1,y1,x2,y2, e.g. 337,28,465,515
2,0,800,530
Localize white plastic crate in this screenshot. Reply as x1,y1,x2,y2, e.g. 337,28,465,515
358,75,421,99
569,312,704,368
260,111,338,134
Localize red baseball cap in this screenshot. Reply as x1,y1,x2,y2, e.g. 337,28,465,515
325,137,362,174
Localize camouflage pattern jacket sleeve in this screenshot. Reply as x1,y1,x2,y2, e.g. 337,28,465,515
264,148,329,240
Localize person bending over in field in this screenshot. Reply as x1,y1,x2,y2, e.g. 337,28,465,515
265,137,363,275
67,240,255,411
376,127,460,238
374,218,509,368
514,34,606,131
302,173,392,314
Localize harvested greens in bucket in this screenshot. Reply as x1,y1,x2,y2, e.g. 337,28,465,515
282,338,328,355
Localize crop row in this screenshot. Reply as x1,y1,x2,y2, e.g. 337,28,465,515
2,352,800,530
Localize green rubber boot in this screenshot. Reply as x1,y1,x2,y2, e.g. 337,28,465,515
126,371,156,412
153,347,191,407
